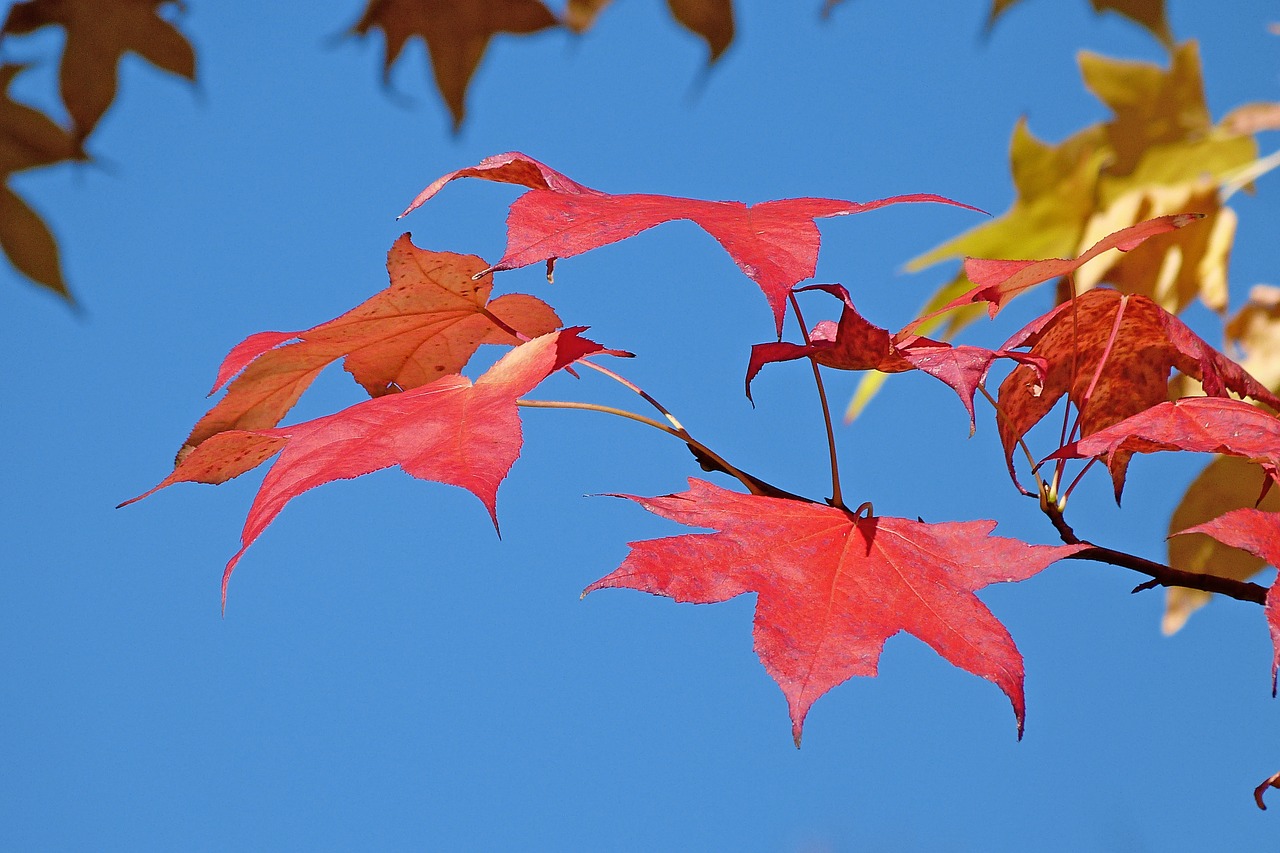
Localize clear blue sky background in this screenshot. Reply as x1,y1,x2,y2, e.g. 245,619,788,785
2,1,1279,849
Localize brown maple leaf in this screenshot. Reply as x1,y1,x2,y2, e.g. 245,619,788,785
1,0,196,141
0,64,82,299
181,235,561,457
987,0,1172,47
566,0,734,60
584,478,1084,744
351,0,557,130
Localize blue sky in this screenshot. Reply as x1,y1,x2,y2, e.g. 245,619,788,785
2,1,1279,849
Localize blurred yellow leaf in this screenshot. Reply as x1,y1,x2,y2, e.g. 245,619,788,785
1165,286,1280,632
1074,181,1235,313
881,41,1266,421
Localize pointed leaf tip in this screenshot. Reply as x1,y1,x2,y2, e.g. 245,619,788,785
405,152,979,334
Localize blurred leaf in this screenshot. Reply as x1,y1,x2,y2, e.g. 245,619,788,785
566,0,734,60
0,184,66,298
0,64,79,300
881,42,1264,420
1165,286,1280,632
987,0,1172,46
351,0,557,130
1,0,196,141
1074,181,1235,314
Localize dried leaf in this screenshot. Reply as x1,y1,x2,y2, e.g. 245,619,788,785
987,0,1172,46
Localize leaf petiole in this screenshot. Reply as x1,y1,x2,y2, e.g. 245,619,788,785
788,291,844,508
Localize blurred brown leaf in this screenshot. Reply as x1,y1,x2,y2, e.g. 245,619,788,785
2,0,195,141
352,0,557,130
0,64,81,300
987,0,1172,46
565,0,733,60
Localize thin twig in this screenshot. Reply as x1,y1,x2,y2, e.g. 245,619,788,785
789,292,844,508
976,383,1045,498
516,399,811,503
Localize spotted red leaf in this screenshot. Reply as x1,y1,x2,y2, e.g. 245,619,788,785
1172,508,1280,693
583,478,1084,744
124,329,604,608
401,151,980,334
997,289,1280,496
182,235,560,456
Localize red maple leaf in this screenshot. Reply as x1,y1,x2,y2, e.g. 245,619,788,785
746,283,1043,426
182,235,560,456
583,478,1085,744
996,289,1280,496
399,151,980,334
124,329,605,608
1051,396,1280,488
1172,508,1280,692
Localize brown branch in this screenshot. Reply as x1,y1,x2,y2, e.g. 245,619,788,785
1041,501,1268,606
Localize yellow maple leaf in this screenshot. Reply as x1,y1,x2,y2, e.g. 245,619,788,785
853,41,1266,422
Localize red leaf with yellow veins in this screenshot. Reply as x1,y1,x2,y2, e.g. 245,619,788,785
402,152,979,334
1173,509,1280,692
182,235,559,456
997,289,1280,496
584,479,1085,745
125,330,604,608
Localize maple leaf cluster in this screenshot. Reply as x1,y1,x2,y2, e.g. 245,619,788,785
902,39,1280,635
128,149,1280,776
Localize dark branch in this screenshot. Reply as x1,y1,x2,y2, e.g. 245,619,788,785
1042,501,1268,606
